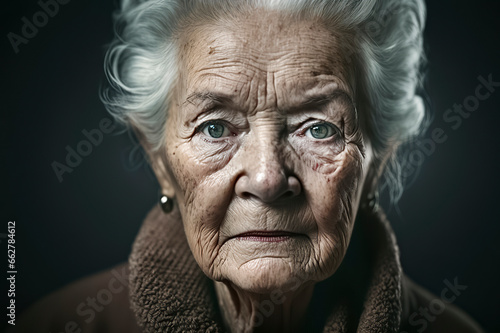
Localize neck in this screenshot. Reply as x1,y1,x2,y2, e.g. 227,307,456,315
214,281,315,333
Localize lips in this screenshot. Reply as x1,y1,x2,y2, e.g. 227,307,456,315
230,231,300,243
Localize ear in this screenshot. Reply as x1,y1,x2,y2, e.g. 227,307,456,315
131,126,176,198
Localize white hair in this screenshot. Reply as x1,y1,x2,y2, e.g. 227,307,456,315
101,0,427,202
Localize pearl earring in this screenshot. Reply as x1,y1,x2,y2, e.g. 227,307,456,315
160,195,174,213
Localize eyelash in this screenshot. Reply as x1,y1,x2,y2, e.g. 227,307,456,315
196,119,340,141
297,119,342,141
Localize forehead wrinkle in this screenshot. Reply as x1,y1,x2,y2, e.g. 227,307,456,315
180,12,355,119
253,70,278,113
195,61,267,80
184,13,344,75
196,38,341,75
189,65,353,114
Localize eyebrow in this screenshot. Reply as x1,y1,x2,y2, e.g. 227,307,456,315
182,89,355,114
290,90,355,112
183,91,233,108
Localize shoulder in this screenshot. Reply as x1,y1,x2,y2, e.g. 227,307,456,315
400,275,484,333
12,263,141,333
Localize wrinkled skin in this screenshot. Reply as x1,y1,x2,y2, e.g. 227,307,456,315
150,10,375,332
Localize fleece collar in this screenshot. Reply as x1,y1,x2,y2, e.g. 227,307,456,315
128,205,402,332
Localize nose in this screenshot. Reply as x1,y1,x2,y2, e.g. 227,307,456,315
234,143,302,203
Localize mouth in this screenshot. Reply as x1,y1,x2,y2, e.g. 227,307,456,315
230,231,301,243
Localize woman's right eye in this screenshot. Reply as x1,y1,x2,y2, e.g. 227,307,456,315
200,121,231,138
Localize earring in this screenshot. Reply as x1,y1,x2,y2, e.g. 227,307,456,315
160,195,174,213
365,190,379,213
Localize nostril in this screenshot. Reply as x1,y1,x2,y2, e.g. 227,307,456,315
234,172,302,203
239,191,253,200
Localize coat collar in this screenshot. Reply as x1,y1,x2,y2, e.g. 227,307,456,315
128,205,402,332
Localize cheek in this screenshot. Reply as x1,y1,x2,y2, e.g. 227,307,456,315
311,143,364,227
303,143,365,272
166,130,228,211
289,134,346,175
165,139,232,273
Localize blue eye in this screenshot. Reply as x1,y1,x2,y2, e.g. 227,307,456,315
201,122,230,138
305,123,336,139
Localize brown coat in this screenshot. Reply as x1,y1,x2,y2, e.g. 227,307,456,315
13,206,483,332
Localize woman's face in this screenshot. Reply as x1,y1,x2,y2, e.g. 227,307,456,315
154,11,373,293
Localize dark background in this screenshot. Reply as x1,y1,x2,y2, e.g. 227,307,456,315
1,0,499,331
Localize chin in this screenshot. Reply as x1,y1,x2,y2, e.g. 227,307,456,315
219,257,313,294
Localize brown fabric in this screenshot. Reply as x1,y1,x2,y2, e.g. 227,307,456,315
128,206,224,332
127,205,414,332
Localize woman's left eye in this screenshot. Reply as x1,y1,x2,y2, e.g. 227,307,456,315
305,123,337,139
200,121,231,138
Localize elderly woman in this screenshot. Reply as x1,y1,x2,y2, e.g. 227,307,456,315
15,0,483,332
